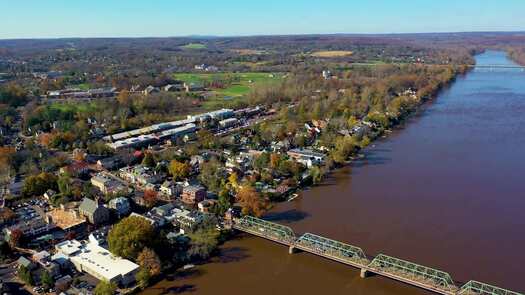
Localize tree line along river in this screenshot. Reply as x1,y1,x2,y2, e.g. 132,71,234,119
142,51,525,295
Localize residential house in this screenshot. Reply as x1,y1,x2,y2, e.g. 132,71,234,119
32,250,61,277
96,156,123,170
5,217,55,240
198,199,217,213
181,185,206,205
164,83,184,92
159,180,182,200
287,148,326,168
143,85,160,95
78,198,109,225
43,189,57,201
60,161,89,177
119,165,163,187
108,197,131,218
90,172,128,195
184,82,204,92
17,256,36,270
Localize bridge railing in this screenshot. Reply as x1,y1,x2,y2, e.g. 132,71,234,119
295,233,370,267
232,216,523,295
458,280,523,295
234,215,296,244
367,254,458,293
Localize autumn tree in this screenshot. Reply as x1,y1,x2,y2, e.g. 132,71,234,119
108,216,155,260
8,228,23,248
0,147,15,183
227,172,239,191
143,189,158,208
168,159,190,181
117,89,131,105
270,153,281,169
236,185,267,217
137,248,161,277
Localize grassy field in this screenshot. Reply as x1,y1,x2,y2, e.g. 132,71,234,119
174,72,284,109
231,49,268,55
174,72,282,96
311,50,354,57
49,102,100,114
180,43,207,50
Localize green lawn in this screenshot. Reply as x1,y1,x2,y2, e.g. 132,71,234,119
174,72,283,96
76,83,91,91
174,72,284,110
180,43,207,50
49,102,99,114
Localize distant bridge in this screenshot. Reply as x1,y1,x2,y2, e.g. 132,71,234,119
347,62,525,70
233,216,523,295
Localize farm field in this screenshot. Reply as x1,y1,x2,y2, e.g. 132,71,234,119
180,43,207,50
311,50,353,57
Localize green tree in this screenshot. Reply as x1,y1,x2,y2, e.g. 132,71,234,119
309,166,324,185
108,216,155,260
196,129,215,149
142,152,156,168
187,218,220,260
57,174,72,196
331,136,359,164
41,270,54,289
216,188,231,216
94,280,117,295
198,158,223,193
135,267,151,290
18,265,34,286
22,172,57,197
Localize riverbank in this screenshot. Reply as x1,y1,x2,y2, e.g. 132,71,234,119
144,51,525,295
138,62,470,294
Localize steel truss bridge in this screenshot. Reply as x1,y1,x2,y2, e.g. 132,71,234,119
348,62,525,70
232,216,523,295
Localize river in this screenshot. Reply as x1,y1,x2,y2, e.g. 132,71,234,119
142,51,525,295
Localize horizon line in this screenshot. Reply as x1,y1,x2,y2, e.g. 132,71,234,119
1,29,525,41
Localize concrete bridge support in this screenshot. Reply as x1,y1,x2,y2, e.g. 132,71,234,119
360,268,368,278
289,245,295,254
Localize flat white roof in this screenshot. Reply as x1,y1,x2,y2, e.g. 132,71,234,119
71,241,138,281
56,240,83,256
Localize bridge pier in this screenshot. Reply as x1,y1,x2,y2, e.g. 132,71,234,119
288,245,295,254
360,268,368,278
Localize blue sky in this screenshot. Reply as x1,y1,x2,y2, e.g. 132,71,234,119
1,0,525,39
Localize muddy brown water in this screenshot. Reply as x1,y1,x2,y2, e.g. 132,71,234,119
141,51,525,295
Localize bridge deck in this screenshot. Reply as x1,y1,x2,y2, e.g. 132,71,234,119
364,267,457,295
292,243,368,269
232,217,523,295
232,224,294,246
